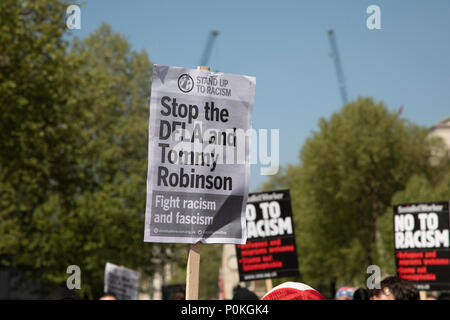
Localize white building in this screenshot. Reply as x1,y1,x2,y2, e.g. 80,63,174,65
429,117,450,148
428,117,450,164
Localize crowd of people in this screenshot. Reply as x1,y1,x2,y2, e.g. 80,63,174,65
97,275,449,300
231,276,450,301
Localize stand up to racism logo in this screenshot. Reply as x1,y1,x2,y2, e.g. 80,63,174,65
178,74,194,93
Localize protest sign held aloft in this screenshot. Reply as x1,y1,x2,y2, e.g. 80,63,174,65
144,65,256,244
104,262,140,300
235,189,300,281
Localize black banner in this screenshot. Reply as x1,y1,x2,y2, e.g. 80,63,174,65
235,190,299,281
393,201,450,290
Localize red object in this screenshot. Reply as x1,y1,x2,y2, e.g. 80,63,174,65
218,268,225,300
262,282,325,300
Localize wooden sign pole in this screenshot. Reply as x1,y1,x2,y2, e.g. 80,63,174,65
265,278,273,292
185,65,210,300
419,290,427,300
186,242,202,300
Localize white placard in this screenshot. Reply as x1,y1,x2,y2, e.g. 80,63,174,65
144,65,256,244
104,262,139,300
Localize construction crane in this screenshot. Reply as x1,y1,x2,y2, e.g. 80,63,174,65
200,30,219,68
327,29,348,106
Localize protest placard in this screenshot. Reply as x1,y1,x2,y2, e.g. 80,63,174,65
235,189,300,281
104,262,140,300
144,65,256,245
394,201,450,290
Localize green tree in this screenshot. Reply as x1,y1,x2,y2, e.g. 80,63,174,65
0,0,80,291
62,24,159,298
262,97,449,289
0,0,177,299
167,244,223,299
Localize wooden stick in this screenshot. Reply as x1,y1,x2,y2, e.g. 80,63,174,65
265,278,273,292
419,290,427,300
185,65,210,301
186,242,202,300
197,66,210,71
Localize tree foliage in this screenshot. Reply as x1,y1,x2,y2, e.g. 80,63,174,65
0,0,177,299
1,0,78,290
262,97,449,289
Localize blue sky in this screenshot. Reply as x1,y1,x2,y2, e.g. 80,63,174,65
70,0,450,191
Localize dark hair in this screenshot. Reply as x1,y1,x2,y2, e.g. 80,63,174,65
369,276,419,300
232,285,259,300
438,291,450,300
353,288,370,300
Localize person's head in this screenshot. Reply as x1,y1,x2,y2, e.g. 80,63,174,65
353,288,370,300
335,286,357,300
369,276,419,300
232,285,259,300
438,291,450,300
99,292,117,300
170,291,185,300
262,282,325,300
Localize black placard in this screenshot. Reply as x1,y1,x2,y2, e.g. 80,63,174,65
393,201,450,291
236,190,299,281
